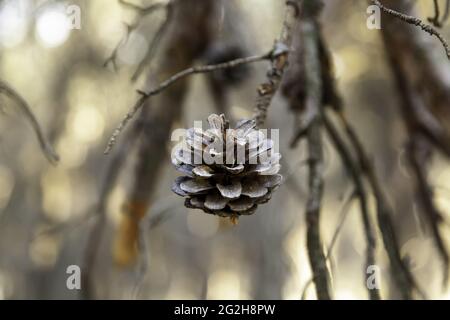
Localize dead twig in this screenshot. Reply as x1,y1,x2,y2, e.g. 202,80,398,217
301,189,356,300
336,110,426,299
0,80,59,165
131,202,179,298
323,113,380,300
428,0,441,27
103,23,135,71
118,0,168,13
441,0,450,26
82,119,144,299
131,2,174,81
408,136,449,286
104,0,170,71
301,0,331,300
104,51,273,154
372,0,450,59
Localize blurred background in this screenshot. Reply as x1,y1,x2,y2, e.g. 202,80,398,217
0,0,450,300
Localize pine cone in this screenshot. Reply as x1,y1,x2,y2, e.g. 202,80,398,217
171,114,282,218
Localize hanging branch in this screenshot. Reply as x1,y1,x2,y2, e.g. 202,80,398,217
336,110,426,299
105,0,301,153
0,80,59,165
104,0,171,71
252,0,300,128
301,189,356,300
428,0,450,27
441,0,450,26
111,0,218,268
82,119,144,299
280,0,333,300
384,41,450,288
300,0,331,300
371,0,450,59
408,136,449,285
377,0,450,293
131,2,174,81
104,51,273,154
428,0,441,27
118,0,168,12
323,113,380,300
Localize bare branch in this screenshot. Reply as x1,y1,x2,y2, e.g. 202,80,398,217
301,189,356,300
441,0,450,26
0,80,59,165
104,51,272,154
428,0,441,27
380,9,450,290
110,0,218,268
82,119,143,299
408,136,449,286
104,0,170,70
372,0,450,59
131,3,174,81
103,23,135,71
119,0,167,13
336,110,426,299
323,113,380,300
301,0,331,300
131,201,178,298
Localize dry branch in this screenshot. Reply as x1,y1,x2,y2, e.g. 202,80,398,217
301,189,356,300
336,111,425,299
111,0,217,268
323,113,380,300
301,0,331,300
372,0,450,59
82,119,144,299
104,0,170,72
253,0,300,128
104,52,272,154
0,80,59,165
379,0,450,293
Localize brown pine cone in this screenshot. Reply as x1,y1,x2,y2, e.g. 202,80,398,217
171,114,282,218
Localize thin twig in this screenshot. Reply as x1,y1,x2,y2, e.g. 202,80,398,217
131,203,178,298
103,23,135,71
111,0,218,268
441,0,450,25
119,0,168,13
372,0,450,59
131,3,173,81
104,0,170,70
0,80,59,165
301,189,356,300
323,113,380,300
408,136,449,287
104,52,273,154
82,119,143,299
336,110,426,300
381,17,450,292
428,0,441,27
301,0,331,300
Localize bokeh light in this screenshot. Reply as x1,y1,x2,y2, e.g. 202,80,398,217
35,7,71,48
0,0,30,48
